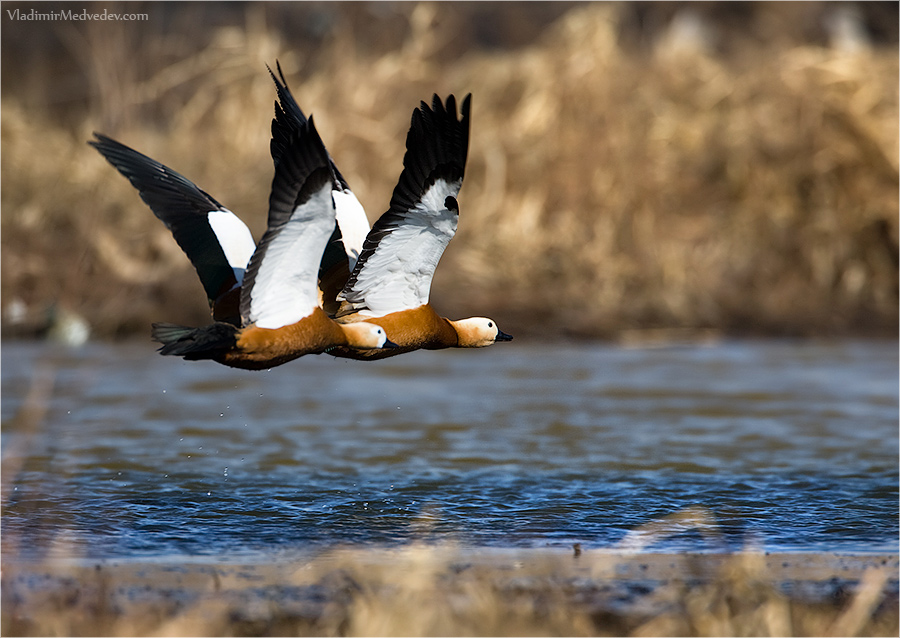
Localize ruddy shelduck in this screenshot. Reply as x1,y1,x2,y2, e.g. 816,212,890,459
266,69,512,360
331,94,513,359
89,116,393,370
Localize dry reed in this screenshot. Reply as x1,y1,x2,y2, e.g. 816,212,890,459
1,3,897,339
3,545,897,636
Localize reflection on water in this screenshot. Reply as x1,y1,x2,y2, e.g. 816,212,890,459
2,339,897,560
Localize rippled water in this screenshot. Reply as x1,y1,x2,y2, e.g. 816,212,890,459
2,339,897,560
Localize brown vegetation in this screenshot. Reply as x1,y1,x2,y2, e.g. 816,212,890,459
2,2,897,340
3,547,897,636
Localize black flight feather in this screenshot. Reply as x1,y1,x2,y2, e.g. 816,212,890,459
89,133,247,314
239,115,334,323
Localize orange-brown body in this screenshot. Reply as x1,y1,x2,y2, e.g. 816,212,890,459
219,308,365,370
331,305,459,360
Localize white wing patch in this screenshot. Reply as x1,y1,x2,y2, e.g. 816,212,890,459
246,185,335,329
207,209,256,285
340,178,460,316
332,189,369,271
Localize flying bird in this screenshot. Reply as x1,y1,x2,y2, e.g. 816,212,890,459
266,68,512,360
330,94,512,359
89,115,393,370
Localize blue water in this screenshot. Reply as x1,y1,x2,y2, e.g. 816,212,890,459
2,339,897,560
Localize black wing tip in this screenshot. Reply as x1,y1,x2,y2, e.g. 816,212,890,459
303,115,329,162
266,59,291,93
431,93,454,118
420,93,471,121
88,133,158,171
272,102,331,189
267,58,305,118
88,132,132,157
410,91,472,170
90,131,229,214
275,59,289,87
88,132,148,172
268,58,314,168
460,93,472,119
265,109,333,216
384,91,473,215
411,92,472,133
88,131,110,147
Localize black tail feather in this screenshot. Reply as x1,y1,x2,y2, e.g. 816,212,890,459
151,322,238,360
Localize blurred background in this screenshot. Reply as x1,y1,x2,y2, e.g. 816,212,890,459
2,1,897,342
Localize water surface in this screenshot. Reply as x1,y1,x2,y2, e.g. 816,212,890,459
2,339,897,560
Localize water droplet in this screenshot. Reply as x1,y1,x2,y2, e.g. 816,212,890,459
162,389,167,394
207,491,211,496
219,413,224,417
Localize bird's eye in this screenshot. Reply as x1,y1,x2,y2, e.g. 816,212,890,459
488,322,494,328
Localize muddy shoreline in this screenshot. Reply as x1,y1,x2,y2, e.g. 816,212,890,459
4,548,897,636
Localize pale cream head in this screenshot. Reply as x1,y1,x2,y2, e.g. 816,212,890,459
342,322,391,349
450,317,513,348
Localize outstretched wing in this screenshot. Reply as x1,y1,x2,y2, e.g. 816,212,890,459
336,94,471,318
239,116,337,329
267,61,370,280
89,133,255,324
267,60,310,171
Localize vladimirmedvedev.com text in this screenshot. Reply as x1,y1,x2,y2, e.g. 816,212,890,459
6,7,148,21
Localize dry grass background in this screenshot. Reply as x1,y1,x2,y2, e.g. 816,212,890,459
1,1,897,340
2,7,898,635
